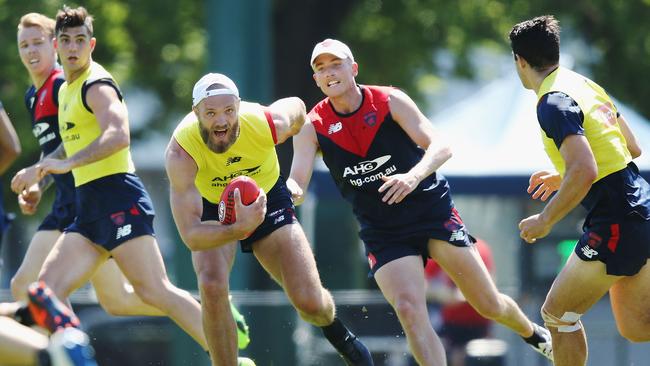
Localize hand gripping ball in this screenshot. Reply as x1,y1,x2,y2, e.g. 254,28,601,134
218,176,261,224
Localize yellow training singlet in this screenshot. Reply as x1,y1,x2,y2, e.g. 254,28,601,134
536,67,631,181
172,101,279,203
58,62,135,186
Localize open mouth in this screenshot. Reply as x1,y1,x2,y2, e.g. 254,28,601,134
327,80,341,87
213,128,228,138
29,58,40,65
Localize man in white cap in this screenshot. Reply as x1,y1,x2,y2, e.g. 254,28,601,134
165,72,373,365
287,38,554,365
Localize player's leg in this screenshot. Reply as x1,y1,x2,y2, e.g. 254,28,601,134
38,232,109,301
541,252,618,366
110,235,208,350
605,216,650,342
253,223,372,365
429,240,533,335
31,233,107,333
609,260,650,342
252,224,333,326
373,254,446,366
429,239,553,360
89,258,164,316
11,230,60,301
0,316,48,365
191,244,238,366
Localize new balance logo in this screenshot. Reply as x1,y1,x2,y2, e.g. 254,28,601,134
580,245,599,259
273,216,285,225
328,122,343,134
226,156,242,166
116,224,132,240
449,230,466,242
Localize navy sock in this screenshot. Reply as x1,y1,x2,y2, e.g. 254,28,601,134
321,318,350,345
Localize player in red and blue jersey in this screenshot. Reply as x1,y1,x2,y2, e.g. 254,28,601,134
289,38,553,365
511,15,650,366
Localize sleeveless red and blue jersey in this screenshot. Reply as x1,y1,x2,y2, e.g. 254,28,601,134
309,85,450,233
24,67,75,205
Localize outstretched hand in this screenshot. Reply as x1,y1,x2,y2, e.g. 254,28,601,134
378,173,419,205
527,170,561,201
11,159,72,195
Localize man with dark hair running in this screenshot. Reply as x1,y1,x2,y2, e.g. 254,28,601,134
510,15,650,366
10,5,218,361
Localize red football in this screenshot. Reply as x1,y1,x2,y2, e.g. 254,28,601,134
218,176,261,225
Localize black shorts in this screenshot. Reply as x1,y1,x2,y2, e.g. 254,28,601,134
38,202,76,232
202,177,297,252
364,207,475,275
65,204,155,251
575,213,650,276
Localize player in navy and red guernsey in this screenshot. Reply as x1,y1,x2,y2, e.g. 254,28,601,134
11,13,77,303
10,13,167,319
288,39,553,364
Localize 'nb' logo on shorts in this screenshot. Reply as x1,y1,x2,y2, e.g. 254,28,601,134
449,230,466,242
116,225,132,240
580,245,598,259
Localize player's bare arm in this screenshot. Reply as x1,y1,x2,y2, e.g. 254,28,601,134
287,121,319,205
0,106,21,175
58,82,129,173
11,142,65,195
165,139,266,251
617,114,642,158
268,97,307,143
519,134,597,243
11,145,64,194
378,89,452,204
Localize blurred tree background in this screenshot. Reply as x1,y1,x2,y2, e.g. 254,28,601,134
1,0,650,208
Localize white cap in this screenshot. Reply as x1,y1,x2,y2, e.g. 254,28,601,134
310,38,355,66
192,73,239,107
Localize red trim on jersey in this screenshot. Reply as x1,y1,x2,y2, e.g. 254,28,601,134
33,69,64,121
608,224,620,252
367,252,377,269
309,85,393,157
264,109,277,145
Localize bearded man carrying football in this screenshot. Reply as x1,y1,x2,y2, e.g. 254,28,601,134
164,73,373,366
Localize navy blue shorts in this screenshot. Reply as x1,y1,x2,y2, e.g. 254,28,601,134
64,173,156,251
575,213,650,276
365,207,474,275
65,204,155,251
38,203,76,232
202,177,297,252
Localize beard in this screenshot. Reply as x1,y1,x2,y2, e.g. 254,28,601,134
199,121,239,153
